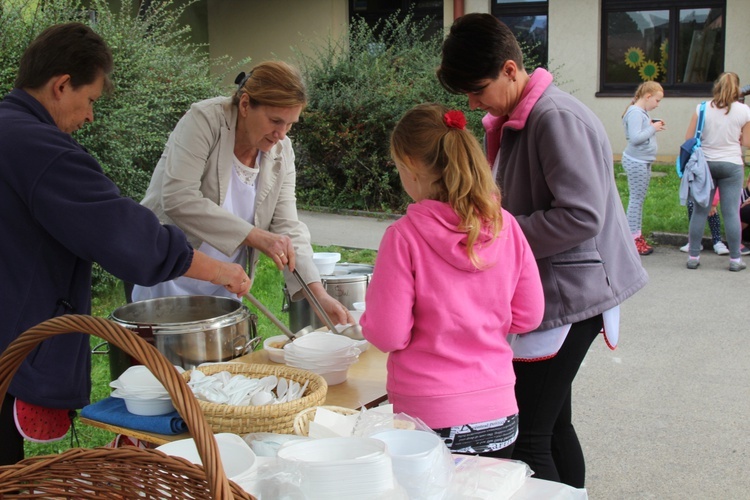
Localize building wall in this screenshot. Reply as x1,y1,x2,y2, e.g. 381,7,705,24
206,0,349,86
205,0,749,162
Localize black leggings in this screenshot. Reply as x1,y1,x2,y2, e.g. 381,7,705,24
511,315,602,488
1,393,24,465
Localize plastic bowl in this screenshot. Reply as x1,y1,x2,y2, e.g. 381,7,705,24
319,368,349,385
313,252,341,275
263,334,289,363
157,433,257,481
123,396,175,416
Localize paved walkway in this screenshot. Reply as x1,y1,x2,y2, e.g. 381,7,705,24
300,210,750,499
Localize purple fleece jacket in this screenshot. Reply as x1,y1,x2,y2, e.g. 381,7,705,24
361,200,544,428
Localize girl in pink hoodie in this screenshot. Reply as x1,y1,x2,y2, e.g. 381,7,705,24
361,103,544,458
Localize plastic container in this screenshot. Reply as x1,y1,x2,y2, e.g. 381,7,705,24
263,335,289,363
122,396,175,416
312,252,341,275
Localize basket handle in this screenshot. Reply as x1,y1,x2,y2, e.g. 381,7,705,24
0,315,235,500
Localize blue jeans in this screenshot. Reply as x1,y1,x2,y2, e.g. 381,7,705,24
688,161,744,258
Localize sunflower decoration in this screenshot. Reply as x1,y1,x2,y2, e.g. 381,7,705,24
659,39,669,74
639,60,660,81
624,47,645,69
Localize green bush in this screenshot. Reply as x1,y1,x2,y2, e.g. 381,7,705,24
0,0,245,292
292,11,485,213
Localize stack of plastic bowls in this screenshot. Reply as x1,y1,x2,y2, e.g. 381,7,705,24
277,437,396,499
371,429,454,500
109,365,175,416
283,332,361,385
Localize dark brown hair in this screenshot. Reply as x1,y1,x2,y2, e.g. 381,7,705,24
437,13,524,94
15,22,113,92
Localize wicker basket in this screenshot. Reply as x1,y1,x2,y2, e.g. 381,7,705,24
0,315,252,500
293,405,359,436
294,405,417,437
183,362,327,435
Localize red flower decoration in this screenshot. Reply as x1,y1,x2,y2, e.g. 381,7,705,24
443,110,467,130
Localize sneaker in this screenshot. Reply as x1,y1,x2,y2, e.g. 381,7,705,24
686,258,700,270
729,260,747,272
713,241,730,255
634,236,653,255
741,246,750,256
680,243,689,253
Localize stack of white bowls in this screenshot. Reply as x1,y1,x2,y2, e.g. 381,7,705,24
277,437,396,499
110,365,176,416
283,332,361,385
371,429,454,500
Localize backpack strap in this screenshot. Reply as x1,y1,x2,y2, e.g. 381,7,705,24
695,101,707,143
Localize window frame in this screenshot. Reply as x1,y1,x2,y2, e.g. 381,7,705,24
598,0,726,97
491,1,549,67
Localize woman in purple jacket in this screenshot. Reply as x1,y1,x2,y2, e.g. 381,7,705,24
438,13,647,488
361,103,544,458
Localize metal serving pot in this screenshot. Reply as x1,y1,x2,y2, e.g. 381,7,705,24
109,295,259,372
283,263,373,332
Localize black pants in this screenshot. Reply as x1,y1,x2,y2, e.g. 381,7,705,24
511,314,602,488
1,393,24,465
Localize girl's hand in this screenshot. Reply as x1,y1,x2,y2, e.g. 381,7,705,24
651,119,666,132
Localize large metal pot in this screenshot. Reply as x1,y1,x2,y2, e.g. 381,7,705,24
283,263,373,332
109,295,258,373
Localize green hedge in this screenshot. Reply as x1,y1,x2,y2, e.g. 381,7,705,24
292,11,486,213
0,0,245,292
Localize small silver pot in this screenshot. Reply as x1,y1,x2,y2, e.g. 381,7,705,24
282,263,373,332
110,295,258,370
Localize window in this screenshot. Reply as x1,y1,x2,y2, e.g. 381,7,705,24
491,0,549,69
601,0,725,95
349,1,443,39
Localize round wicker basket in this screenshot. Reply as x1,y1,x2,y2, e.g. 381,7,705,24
293,405,359,436
183,363,327,435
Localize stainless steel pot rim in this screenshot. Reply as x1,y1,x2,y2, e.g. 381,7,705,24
110,296,253,334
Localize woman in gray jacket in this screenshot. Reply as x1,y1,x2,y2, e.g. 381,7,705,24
438,13,648,489
133,61,351,324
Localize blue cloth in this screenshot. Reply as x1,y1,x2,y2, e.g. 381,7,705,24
81,397,187,435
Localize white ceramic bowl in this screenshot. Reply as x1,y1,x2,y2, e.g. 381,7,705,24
122,396,175,416
263,334,289,363
352,301,366,312
312,252,341,275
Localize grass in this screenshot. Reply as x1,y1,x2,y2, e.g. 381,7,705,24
24,245,375,458
615,161,750,240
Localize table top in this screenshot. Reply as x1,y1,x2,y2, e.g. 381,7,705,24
80,345,388,445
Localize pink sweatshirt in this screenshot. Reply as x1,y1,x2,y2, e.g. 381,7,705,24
361,200,544,428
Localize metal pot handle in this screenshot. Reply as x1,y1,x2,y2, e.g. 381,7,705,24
233,335,261,356
91,340,110,355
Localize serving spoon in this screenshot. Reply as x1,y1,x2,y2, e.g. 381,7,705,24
291,268,365,341
244,292,313,346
